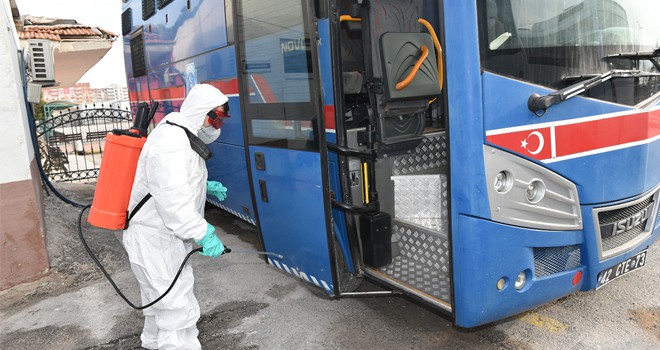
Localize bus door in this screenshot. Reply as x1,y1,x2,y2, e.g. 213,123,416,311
234,0,337,294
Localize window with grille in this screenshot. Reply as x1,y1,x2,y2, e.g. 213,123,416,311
121,9,132,35
142,0,156,20
158,0,174,9
130,29,147,77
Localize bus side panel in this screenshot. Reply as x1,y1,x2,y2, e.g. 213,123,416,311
128,76,151,114
147,47,238,123
123,34,133,79
481,73,629,132
146,46,254,224
123,0,254,223
443,0,490,325
145,0,229,72
127,77,139,107
480,73,660,204
122,0,146,78
207,142,255,224
453,215,584,328
146,70,170,123
443,1,490,220
249,146,334,293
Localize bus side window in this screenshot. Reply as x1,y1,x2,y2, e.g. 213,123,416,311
487,0,505,41
236,0,321,150
315,0,329,19
226,0,234,44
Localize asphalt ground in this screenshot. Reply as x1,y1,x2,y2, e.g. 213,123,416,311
0,183,658,349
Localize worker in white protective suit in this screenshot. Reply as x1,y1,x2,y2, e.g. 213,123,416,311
123,84,230,350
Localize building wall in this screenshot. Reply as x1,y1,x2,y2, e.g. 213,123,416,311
42,83,129,105
0,0,49,290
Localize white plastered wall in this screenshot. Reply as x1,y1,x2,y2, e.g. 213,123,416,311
0,0,34,185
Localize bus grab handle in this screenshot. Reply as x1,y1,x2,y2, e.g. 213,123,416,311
395,45,429,91
418,18,444,92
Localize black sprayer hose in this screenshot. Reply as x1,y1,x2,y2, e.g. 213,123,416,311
78,205,202,310
19,50,84,208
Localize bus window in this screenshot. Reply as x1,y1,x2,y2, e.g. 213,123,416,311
236,0,320,150
478,0,660,106
225,0,234,44
315,0,328,19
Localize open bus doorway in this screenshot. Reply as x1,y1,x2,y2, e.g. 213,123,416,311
330,0,451,312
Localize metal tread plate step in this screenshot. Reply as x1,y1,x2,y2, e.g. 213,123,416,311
376,255,452,304
373,218,452,304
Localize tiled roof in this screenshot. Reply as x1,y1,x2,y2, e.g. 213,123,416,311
19,24,117,41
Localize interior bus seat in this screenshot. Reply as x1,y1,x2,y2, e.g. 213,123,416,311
365,0,441,156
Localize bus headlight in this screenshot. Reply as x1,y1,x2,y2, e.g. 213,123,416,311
496,277,508,290
484,145,582,231
515,271,527,290
526,180,546,203
494,171,513,193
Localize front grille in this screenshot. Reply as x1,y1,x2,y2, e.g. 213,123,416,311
602,225,645,251
594,186,660,259
598,197,653,254
533,245,581,277
598,197,652,224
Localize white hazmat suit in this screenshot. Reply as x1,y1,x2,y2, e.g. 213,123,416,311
123,84,227,350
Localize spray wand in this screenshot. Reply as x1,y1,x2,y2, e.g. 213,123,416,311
223,248,283,259
79,205,282,310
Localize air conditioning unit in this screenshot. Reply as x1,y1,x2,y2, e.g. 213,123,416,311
28,39,55,84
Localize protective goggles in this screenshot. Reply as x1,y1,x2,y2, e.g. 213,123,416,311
206,103,230,129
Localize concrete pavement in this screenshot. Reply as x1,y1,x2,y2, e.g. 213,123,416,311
0,183,658,349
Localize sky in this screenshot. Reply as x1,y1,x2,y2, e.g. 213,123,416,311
15,0,127,88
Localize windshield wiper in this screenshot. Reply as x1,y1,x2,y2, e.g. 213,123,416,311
527,69,660,116
528,70,613,116
604,48,660,71
604,48,660,60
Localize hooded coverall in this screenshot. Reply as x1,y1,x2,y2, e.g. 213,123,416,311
123,84,227,350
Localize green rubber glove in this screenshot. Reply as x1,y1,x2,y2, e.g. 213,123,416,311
207,181,228,201
195,224,225,258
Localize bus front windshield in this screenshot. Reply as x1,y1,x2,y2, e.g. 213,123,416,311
478,0,660,107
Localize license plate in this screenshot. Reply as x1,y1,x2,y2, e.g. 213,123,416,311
597,249,647,288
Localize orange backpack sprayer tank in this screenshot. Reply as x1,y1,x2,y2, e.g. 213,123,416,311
87,102,157,230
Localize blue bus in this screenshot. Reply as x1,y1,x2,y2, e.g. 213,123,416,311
121,0,660,327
